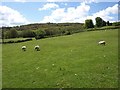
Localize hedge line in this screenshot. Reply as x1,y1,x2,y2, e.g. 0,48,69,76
2,38,32,44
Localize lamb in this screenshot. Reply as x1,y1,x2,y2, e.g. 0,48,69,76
34,45,40,51
22,46,26,51
98,40,106,45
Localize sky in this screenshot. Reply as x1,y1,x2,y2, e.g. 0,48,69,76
0,0,119,27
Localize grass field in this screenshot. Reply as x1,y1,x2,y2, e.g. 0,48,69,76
0,44,2,89
2,29,118,88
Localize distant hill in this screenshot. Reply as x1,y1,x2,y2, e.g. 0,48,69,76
1,23,84,31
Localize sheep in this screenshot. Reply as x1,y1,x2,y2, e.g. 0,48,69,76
98,40,106,45
34,45,40,51
22,46,26,51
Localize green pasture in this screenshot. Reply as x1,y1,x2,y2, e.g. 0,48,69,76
2,29,118,88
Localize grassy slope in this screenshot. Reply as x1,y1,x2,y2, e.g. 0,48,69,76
0,44,2,89
2,30,118,88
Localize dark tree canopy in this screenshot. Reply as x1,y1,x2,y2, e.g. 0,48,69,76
102,20,106,26
95,17,103,27
107,21,110,26
85,19,94,29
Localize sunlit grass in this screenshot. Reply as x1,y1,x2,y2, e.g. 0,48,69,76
2,30,118,88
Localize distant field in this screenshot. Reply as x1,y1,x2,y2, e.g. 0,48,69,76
2,29,118,88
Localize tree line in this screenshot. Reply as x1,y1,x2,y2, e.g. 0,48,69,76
1,17,120,39
2,23,84,39
84,17,114,29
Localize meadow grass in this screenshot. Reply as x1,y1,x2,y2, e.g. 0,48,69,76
2,29,118,88
0,44,2,89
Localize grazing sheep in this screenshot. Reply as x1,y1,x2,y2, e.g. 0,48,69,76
98,40,106,45
75,74,77,76
22,46,26,51
34,45,40,51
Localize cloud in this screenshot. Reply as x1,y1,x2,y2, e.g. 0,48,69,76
83,0,98,3
64,3,68,6
86,4,118,23
0,5,29,27
46,0,97,2
14,0,26,2
40,3,90,23
2,0,118,2
46,0,118,2
47,0,70,2
40,3,118,23
38,3,59,11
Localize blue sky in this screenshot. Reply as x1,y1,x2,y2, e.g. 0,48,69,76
0,0,119,26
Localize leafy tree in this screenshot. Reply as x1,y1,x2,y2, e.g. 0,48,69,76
44,28,56,36
4,31,11,39
85,19,94,28
21,30,35,38
4,29,18,38
106,21,110,26
10,29,18,38
35,30,46,39
95,17,103,27
102,20,106,26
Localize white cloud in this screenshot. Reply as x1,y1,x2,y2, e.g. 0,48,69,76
2,0,119,2
86,4,118,23
0,5,29,27
38,3,59,11
64,3,68,6
46,0,97,2
83,0,98,3
14,0,26,2
47,0,70,2
40,3,90,23
40,3,118,24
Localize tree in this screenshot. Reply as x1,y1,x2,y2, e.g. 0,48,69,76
21,30,35,38
95,17,103,27
35,30,46,39
10,29,18,38
85,19,94,29
106,21,110,26
102,20,106,26
4,29,18,38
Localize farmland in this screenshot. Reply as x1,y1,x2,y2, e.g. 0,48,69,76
2,29,118,88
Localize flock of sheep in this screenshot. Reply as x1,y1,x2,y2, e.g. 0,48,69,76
21,40,106,51
22,45,40,51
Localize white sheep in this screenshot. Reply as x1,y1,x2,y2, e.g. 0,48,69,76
34,45,40,51
22,46,26,51
98,40,106,45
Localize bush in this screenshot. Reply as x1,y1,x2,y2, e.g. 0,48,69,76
35,30,46,40
21,30,35,38
112,22,120,26
3,38,32,44
64,31,71,35
3,29,18,39
7,40,14,43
